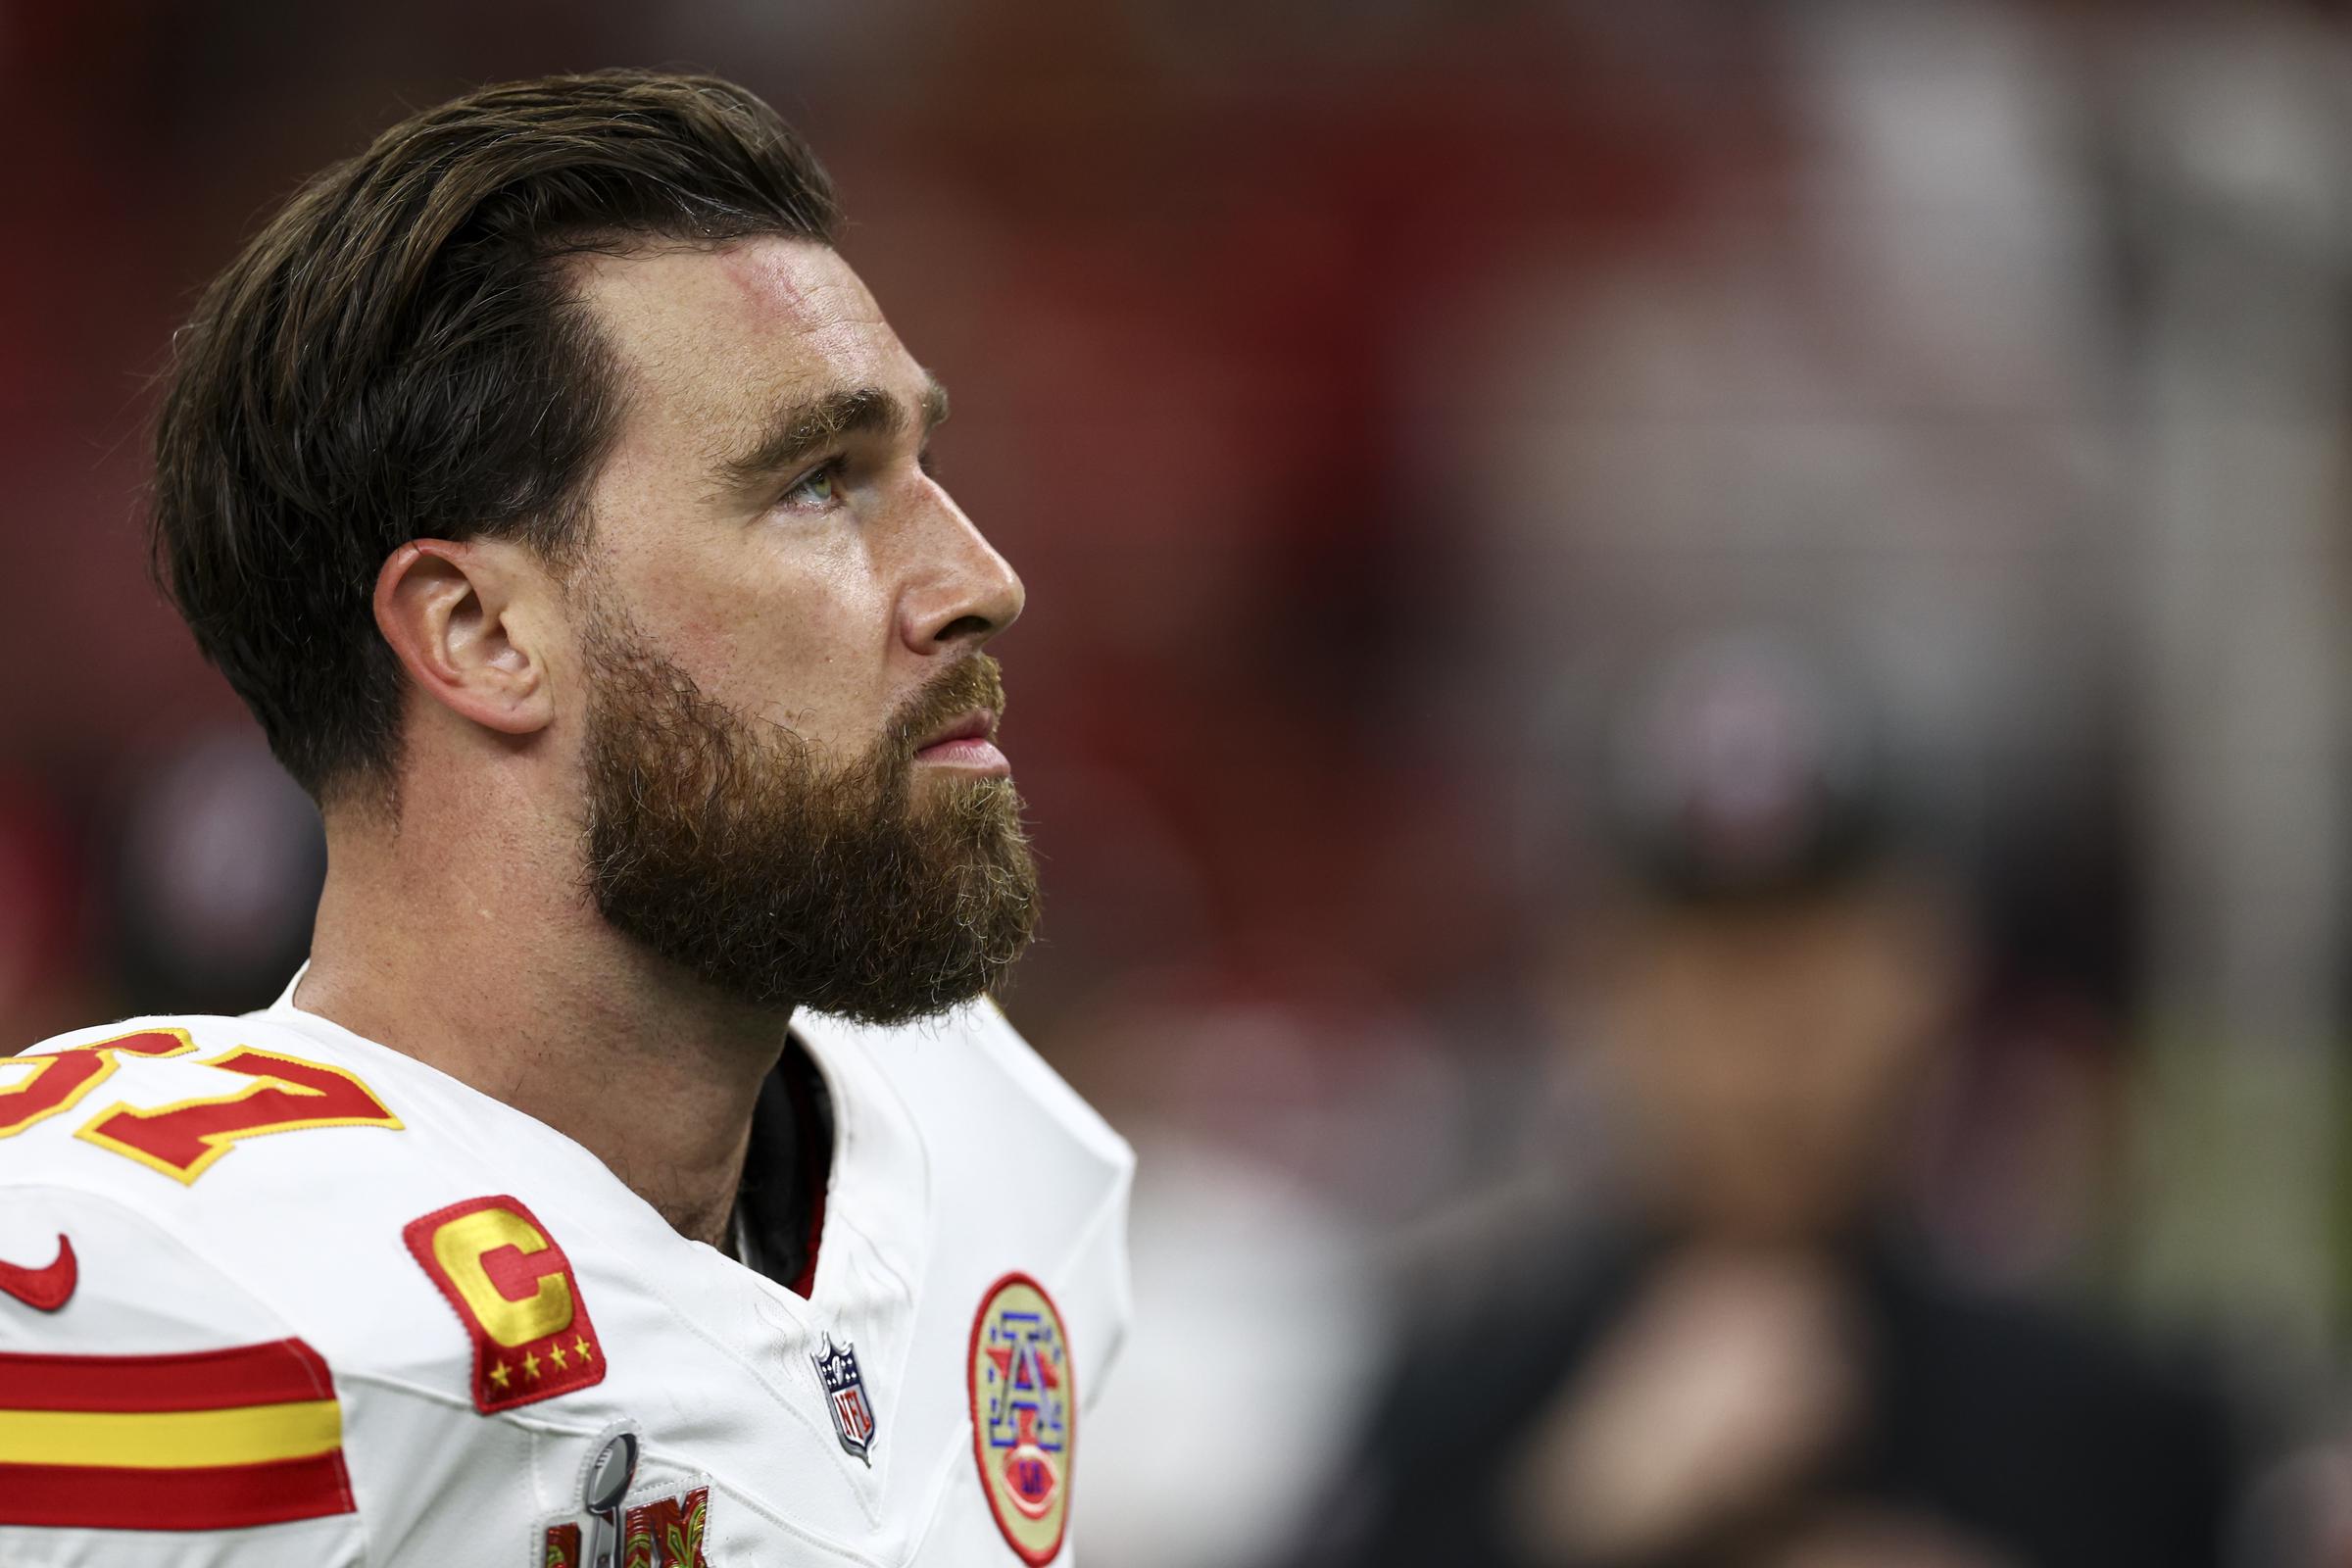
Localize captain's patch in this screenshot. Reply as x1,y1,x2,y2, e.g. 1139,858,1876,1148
403,1195,607,1413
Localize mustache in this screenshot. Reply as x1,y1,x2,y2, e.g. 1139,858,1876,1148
884,655,1007,763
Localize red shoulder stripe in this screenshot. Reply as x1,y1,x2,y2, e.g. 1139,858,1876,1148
0,1336,333,1412
0,1451,355,1530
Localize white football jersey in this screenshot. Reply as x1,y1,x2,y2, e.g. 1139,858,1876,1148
0,971,1133,1566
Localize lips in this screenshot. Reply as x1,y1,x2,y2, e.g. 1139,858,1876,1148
915,710,995,752
909,706,1009,776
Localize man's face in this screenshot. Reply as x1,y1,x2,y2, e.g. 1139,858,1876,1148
1606,882,1954,1242
560,236,1038,1021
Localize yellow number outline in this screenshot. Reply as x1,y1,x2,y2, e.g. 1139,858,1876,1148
0,1028,198,1140
70,1045,404,1186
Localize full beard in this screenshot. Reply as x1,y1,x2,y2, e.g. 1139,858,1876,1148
577,603,1039,1025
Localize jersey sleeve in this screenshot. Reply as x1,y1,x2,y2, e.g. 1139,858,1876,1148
0,1183,368,1567
970,1000,1137,1415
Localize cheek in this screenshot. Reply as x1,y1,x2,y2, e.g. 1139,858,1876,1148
743,541,897,726
672,544,901,742
587,429,905,739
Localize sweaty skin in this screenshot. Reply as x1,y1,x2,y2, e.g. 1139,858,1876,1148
298,236,1024,1251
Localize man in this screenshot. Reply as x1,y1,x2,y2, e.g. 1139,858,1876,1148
1308,641,2236,1568
0,71,1131,1566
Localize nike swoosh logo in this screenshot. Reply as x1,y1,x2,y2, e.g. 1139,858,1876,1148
0,1234,77,1311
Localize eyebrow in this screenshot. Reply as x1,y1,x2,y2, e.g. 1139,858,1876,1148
715,376,951,495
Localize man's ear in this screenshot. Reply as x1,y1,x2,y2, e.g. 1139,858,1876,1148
372,539,558,738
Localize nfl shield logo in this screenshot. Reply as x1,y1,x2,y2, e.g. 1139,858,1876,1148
811,1334,879,1464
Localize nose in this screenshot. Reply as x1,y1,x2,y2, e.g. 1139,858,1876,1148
900,485,1024,656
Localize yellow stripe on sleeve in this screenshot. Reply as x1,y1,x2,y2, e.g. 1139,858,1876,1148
0,1397,342,1469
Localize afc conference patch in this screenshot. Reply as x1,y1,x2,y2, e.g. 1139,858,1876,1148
967,1272,1075,1565
810,1333,878,1463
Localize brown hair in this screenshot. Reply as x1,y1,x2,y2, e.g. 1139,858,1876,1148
150,69,839,806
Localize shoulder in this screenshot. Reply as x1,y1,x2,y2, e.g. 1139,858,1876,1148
0,1179,368,1553
799,996,1134,1192
0,1012,614,1552
1889,1255,2232,1438
1870,1255,2240,1557
0,1008,508,1392
1,1011,407,1192
796,998,1137,1401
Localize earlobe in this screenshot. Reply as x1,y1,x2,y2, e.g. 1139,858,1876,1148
373,540,556,739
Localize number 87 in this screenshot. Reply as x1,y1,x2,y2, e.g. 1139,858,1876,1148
0,1028,400,1184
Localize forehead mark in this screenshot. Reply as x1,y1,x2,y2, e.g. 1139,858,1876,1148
581,240,925,502
717,240,883,335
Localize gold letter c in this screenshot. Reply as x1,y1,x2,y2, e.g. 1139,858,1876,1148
432,1206,573,1348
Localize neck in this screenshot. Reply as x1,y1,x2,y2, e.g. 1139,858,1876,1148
297,801,790,1253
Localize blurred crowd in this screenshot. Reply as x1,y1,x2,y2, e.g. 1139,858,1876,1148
15,0,2352,1563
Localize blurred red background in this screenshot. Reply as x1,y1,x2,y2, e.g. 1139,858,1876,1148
16,3,2352,1561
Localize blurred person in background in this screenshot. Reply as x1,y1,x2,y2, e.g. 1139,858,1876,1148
1307,640,2239,1568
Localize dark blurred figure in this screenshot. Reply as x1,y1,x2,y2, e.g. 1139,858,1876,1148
1307,640,2238,1568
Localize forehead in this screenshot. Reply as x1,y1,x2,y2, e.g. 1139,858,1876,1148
572,235,917,461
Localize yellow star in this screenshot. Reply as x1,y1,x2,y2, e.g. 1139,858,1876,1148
522,1349,542,1380
489,1361,511,1390
550,1342,568,1370
574,1335,593,1362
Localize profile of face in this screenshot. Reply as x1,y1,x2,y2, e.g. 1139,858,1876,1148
1604,880,1959,1243
560,236,1037,1023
